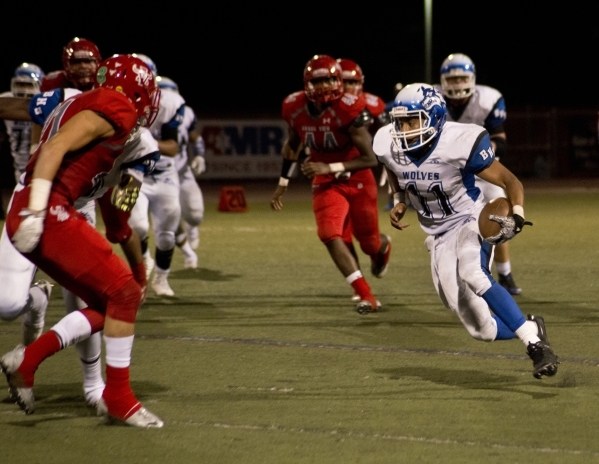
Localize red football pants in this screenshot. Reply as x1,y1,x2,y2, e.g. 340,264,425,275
312,175,381,256
6,188,140,323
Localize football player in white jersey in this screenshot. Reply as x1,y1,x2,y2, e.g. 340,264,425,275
373,83,559,379
0,63,44,183
129,56,185,296
155,76,205,269
437,53,520,296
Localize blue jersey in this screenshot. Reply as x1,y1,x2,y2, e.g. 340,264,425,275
373,121,495,235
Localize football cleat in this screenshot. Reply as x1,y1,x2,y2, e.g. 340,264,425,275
152,271,175,297
22,280,53,346
143,253,155,281
356,297,382,315
527,341,559,379
184,255,198,269
0,345,35,414
97,398,164,428
498,272,521,295
371,235,392,278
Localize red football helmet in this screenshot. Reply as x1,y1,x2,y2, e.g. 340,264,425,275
337,58,364,95
303,55,343,103
95,54,160,127
62,37,102,90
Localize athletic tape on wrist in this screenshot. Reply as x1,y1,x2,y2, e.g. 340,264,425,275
329,162,345,173
512,205,524,218
278,177,289,187
29,178,52,212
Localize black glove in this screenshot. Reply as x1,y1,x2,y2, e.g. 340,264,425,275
513,214,533,234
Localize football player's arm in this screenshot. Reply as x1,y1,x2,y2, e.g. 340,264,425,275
386,168,410,231
157,125,179,157
0,96,31,121
11,110,116,253
477,160,523,209
271,127,302,211
29,110,115,212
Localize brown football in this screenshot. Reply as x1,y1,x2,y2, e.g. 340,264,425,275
478,197,513,239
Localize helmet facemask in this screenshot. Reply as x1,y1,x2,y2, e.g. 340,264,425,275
440,71,475,100
390,107,437,152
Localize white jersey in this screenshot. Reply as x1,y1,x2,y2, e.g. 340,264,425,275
373,121,495,235
0,91,32,179
73,127,159,209
174,105,197,172
148,89,185,171
435,84,506,132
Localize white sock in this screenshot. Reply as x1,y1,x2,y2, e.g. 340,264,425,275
345,270,363,284
104,334,134,368
495,261,511,276
514,320,540,345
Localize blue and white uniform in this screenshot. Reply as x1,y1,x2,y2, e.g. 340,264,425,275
436,84,507,201
0,91,33,183
374,121,519,342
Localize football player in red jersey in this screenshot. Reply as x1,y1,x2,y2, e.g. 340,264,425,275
40,37,102,92
271,55,391,314
336,58,391,288
0,55,164,428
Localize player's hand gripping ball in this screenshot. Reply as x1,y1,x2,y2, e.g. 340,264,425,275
478,197,512,241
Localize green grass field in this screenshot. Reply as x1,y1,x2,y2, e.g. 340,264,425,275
1,184,599,463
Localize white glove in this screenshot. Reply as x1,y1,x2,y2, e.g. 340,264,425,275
485,213,533,246
190,156,206,177
12,209,46,253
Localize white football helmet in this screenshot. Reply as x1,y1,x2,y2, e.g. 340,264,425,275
156,76,178,93
132,53,158,77
11,63,44,97
440,53,476,100
389,83,447,153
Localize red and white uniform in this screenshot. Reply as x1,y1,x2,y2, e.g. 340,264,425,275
282,90,381,255
6,88,141,322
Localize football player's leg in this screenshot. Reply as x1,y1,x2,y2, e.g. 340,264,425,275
177,167,202,267
315,185,379,313
129,187,153,280
0,223,48,346
149,173,181,296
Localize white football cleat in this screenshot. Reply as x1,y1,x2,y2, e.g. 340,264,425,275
0,345,35,414
152,270,175,296
184,255,198,269
97,398,164,428
22,280,53,346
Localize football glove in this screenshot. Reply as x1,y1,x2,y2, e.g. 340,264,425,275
111,173,142,212
12,209,46,253
190,155,206,177
485,214,533,245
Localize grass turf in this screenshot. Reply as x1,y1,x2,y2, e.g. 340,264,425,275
1,185,598,463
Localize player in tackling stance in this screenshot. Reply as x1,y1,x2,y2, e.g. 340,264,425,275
0,54,164,426
373,83,559,378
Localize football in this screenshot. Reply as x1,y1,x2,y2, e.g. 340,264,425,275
478,197,513,239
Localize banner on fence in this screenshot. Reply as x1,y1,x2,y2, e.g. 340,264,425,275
197,119,286,179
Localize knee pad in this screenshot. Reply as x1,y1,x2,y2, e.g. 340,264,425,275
105,278,141,323
155,231,175,250
468,316,497,343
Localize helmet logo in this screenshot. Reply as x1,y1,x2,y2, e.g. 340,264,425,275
96,66,107,84
132,63,151,88
421,86,443,111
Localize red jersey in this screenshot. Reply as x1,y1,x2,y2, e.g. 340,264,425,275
24,87,138,204
282,90,368,184
363,92,386,119
40,70,76,92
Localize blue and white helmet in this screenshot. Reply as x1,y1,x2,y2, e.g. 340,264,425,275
440,53,476,100
389,83,447,152
11,62,44,97
156,75,178,93
132,53,158,77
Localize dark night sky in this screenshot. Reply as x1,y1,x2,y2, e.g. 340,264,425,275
2,2,598,117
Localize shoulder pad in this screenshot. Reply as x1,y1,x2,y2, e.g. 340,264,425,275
352,109,374,128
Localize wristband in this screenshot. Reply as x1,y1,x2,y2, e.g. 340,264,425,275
393,192,405,206
512,205,524,218
278,177,289,187
28,178,52,212
329,162,345,173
